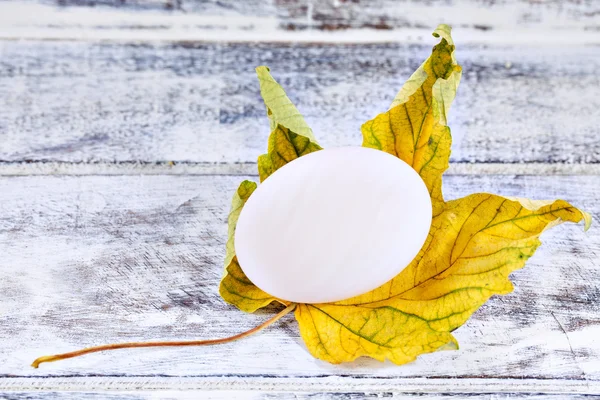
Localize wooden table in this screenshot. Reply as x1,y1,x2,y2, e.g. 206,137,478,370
1,1,599,398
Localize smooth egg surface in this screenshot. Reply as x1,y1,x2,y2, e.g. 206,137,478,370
234,146,432,304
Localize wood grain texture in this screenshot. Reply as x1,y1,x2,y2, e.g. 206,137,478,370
15,0,600,30
1,0,599,396
1,0,599,43
2,392,599,400
1,40,599,165
5,393,600,400
0,174,597,393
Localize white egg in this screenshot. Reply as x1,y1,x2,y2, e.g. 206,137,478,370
234,146,432,304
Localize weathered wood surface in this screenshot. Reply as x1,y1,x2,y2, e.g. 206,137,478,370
1,0,599,43
1,0,599,397
2,393,598,400
0,175,597,394
2,394,600,400
1,40,599,165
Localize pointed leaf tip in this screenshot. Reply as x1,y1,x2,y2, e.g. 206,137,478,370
255,66,317,144
432,24,455,50
361,24,461,209
583,211,592,231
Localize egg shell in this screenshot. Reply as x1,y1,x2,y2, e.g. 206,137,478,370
235,146,432,304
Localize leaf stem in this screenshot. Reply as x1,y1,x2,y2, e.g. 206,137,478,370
31,303,296,368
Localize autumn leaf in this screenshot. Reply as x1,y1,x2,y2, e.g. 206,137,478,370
361,24,461,213
255,66,318,144
255,66,322,182
30,23,591,370
257,125,322,182
221,24,591,365
219,72,321,312
296,195,590,363
223,180,256,269
219,180,280,312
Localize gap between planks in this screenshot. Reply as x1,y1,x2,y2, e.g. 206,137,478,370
0,162,598,177
2,29,599,46
0,377,598,394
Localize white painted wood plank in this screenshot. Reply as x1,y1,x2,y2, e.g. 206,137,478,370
0,174,597,394
0,1,599,44
1,378,600,395
0,41,598,165
1,391,597,400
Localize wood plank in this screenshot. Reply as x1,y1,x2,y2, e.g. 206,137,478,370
1,1,598,43
0,375,600,399
0,41,598,165
0,174,597,393
1,377,599,394
0,392,598,400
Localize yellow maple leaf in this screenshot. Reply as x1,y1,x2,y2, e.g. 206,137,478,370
29,23,592,370
361,24,460,212
256,66,318,144
219,24,591,365
219,75,322,311
257,125,322,183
